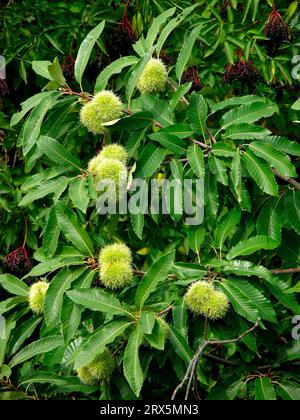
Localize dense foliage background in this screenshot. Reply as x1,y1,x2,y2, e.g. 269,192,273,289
0,0,300,400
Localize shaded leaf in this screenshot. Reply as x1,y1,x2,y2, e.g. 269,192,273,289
55,202,94,257
123,328,144,397
135,251,175,309
74,21,105,88
9,336,63,368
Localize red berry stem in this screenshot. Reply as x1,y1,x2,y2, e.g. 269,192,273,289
123,0,130,18
22,217,28,250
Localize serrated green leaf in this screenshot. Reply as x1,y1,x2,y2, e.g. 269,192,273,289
210,259,271,281
9,317,42,356
255,377,276,400
44,268,85,328
140,312,156,335
141,95,174,127
212,143,236,157
249,141,296,178
170,83,192,110
220,102,277,131
135,251,175,309
173,298,188,337
69,177,90,214
187,93,208,138
19,176,70,207
266,276,300,315
145,8,176,50
75,320,133,369
135,143,168,178
123,328,144,397
257,198,282,242
277,382,300,400
43,206,60,258
242,149,278,196
62,270,96,344
154,124,193,139
292,98,300,110
38,135,82,172
224,124,271,140
227,235,278,260
21,167,67,191
285,190,300,235
149,132,186,155
22,92,59,155
231,279,276,322
55,202,94,257
74,20,105,88
67,289,133,318
187,144,205,179
0,274,29,297
176,26,201,83
187,226,205,254
48,57,66,85
31,60,53,80
0,297,28,316
19,372,78,387
278,341,300,363
219,280,272,322
231,151,243,203
11,92,52,127
211,95,265,114
23,259,85,279
205,168,219,216
258,136,300,157
126,53,151,106
131,213,144,240
169,325,194,365
9,336,63,368
215,208,241,253
95,56,138,93
156,16,179,57
144,320,165,350
208,154,228,186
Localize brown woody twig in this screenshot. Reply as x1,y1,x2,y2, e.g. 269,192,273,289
270,267,300,275
272,169,300,191
171,319,260,400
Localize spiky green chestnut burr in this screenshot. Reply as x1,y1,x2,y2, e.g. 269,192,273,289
207,291,229,320
76,349,115,385
98,144,128,165
100,243,132,264
185,281,229,320
93,158,127,184
100,261,133,289
28,281,49,314
99,243,133,289
185,281,214,315
137,58,167,94
88,154,102,175
80,91,123,134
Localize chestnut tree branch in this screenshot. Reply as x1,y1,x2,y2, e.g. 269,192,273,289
171,319,260,401
270,267,300,275
272,169,300,190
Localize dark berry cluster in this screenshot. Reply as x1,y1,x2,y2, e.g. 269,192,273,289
110,13,136,60
182,67,203,92
61,54,75,79
265,9,289,56
223,58,260,85
4,247,32,277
